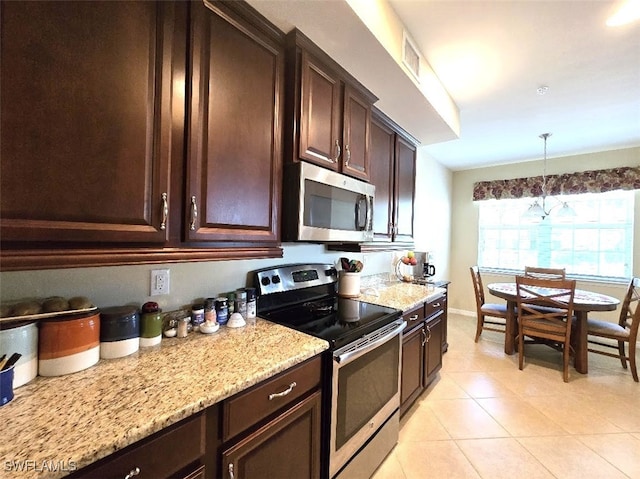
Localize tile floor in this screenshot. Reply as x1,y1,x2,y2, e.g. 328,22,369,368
372,312,640,479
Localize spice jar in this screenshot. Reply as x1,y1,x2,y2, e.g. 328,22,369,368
245,287,256,324
215,297,229,326
235,289,247,319
191,303,204,332
177,316,190,338
204,298,217,324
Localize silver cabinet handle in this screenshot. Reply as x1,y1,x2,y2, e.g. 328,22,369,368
334,139,341,162
426,324,432,342
189,196,198,231
228,463,234,479
160,192,168,231
344,144,351,165
269,382,297,400
421,328,427,346
124,467,140,479
409,314,419,321
432,302,441,308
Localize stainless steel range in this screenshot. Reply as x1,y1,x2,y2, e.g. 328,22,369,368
254,264,405,479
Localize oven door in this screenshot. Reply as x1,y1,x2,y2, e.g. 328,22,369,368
329,319,406,478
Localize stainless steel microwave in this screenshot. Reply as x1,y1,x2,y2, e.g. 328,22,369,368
282,161,375,243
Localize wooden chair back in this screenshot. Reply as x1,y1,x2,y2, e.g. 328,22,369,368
470,266,486,308
524,266,566,280
515,275,576,381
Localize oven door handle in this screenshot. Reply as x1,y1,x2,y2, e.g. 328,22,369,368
334,320,406,365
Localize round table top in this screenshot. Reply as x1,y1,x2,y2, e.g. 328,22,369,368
487,282,620,312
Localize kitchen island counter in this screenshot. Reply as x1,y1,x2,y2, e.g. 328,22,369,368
1,319,328,478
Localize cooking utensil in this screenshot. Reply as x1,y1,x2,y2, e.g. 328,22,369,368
1,353,22,371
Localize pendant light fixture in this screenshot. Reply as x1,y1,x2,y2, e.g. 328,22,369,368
523,133,576,220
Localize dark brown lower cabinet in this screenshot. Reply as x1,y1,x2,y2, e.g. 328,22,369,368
400,297,445,417
221,391,321,479
69,414,206,479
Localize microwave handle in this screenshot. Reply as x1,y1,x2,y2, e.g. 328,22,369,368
355,195,367,230
366,195,373,231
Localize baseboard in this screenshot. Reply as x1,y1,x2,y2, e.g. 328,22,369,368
449,308,475,317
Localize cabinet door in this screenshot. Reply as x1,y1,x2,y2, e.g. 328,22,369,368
342,86,371,181
222,391,321,479
187,1,283,243
393,135,416,242
400,327,424,416
0,1,177,243
299,51,342,171
369,117,395,241
423,315,443,387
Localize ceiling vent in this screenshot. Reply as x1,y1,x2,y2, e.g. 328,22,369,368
402,30,420,82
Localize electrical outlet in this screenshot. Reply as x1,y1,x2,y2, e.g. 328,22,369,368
150,269,170,296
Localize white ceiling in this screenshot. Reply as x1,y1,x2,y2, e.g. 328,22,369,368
248,0,640,171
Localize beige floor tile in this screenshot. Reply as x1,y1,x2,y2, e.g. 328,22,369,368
399,400,451,442
420,374,470,401
447,371,517,398
426,398,509,439
370,449,406,479
394,440,481,479
525,393,623,435
578,433,640,478
518,436,628,478
457,438,555,479
476,396,568,437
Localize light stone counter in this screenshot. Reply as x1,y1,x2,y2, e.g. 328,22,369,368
0,320,328,478
358,278,446,313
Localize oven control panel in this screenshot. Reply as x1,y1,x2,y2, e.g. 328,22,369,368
254,264,337,296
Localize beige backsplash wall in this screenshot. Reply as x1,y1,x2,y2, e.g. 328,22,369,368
448,146,640,323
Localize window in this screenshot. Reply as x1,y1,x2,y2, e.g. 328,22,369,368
478,190,634,280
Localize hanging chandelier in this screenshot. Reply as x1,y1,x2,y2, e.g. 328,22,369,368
523,133,576,220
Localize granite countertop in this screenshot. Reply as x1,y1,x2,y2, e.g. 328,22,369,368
358,277,446,312
1,320,328,479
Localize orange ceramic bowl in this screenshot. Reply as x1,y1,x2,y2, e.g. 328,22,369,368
38,311,100,376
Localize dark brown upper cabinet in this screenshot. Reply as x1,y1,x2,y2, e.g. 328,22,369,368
370,109,417,244
186,1,284,244
0,1,180,244
285,30,377,182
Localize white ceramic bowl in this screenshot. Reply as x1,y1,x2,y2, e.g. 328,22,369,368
227,313,246,328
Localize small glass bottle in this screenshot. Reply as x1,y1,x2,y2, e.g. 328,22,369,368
177,315,190,338
245,287,257,324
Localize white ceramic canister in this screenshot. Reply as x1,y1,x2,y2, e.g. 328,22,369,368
0,320,38,387
338,271,361,298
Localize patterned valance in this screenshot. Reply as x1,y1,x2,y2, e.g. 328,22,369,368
473,166,640,201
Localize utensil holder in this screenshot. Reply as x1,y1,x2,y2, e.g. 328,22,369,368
0,366,14,407
338,272,361,298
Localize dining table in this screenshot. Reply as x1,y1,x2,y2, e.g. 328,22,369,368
487,282,620,374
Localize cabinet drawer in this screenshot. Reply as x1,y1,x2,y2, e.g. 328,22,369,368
425,294,445,320
72,414,205,479
223,355,322,441
403,304,425,332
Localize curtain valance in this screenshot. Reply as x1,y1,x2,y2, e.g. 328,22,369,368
472,166,640,201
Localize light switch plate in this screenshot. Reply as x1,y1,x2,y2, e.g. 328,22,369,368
150,269,170,296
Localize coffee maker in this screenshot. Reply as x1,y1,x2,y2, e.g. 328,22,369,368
422,252,436,281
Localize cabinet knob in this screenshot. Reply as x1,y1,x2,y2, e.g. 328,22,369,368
189,196,198,231
334,139,341,162
124,467,140,479
160,192,168,231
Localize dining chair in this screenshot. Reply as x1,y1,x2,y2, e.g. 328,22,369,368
524,266,566,280
586,277,640,382
516,275,576,382
470,266,510,342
